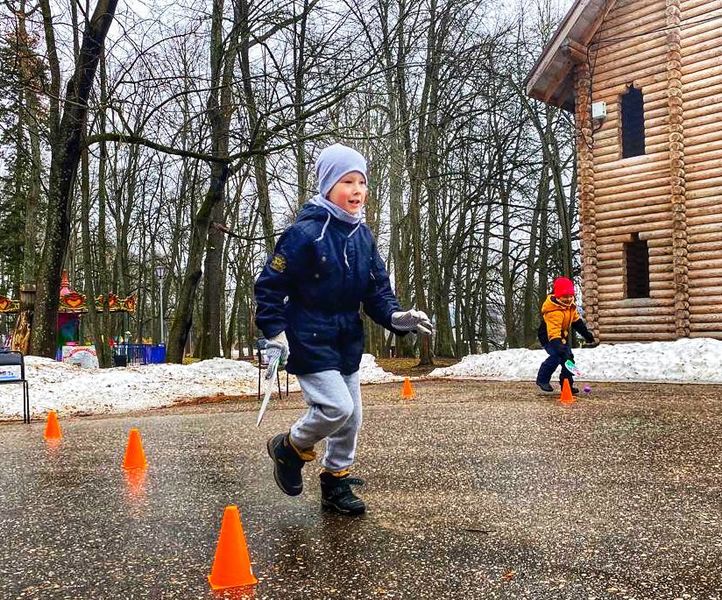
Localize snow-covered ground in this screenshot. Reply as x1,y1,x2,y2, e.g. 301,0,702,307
429,338,722,384
0,353,400,420
3,339,722,420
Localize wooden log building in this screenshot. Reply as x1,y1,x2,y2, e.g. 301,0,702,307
526,0,722,342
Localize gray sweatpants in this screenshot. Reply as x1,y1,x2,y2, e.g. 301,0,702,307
289,370,362,472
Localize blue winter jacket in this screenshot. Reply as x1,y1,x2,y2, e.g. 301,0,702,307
254,203,402,375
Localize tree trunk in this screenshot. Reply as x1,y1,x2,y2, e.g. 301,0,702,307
31,0,119,357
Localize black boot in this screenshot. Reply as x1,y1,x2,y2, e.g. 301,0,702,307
320,472,366,516
267,433,311,496
536,381,554,394
560,379,580,395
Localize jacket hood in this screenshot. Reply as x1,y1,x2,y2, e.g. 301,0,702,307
297,202,330,224
541,294,576,316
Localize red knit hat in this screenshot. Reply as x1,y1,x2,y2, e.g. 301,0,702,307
553,276,575,297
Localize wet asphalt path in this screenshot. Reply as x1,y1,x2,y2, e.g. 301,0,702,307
0,380,720,599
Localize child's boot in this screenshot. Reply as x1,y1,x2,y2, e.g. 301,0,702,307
320,471,366,516
536,381,554,394
267,433,315,496
560,377,580,395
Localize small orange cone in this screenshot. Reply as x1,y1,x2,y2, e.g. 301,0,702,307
559,379,575,405
208,505,258,590
123,428,148,470
401,377,415,400
44,410,62,439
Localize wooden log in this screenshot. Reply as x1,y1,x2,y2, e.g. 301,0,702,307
599,315,676,325
686,186,722,202
597,305,673,317
686,213,722,227
684,142,722,162
597,265,673,282
598,289,675,301
594,169,669,191
689,313,722,323
689,323,722,332
595,191,671,211
688,250,722,264
598,274,675,293
682,70,722,93
595,144,668,165
594,195,671,212
690,301,722,313
687,240,722,253
682,92,722,115
600,332,678,341
596,9,666,42
596,212,676,230
689,331,722,338
593,42,668,74
687,276,722,287
592,82,668,106
594,124,669,146
681,0,722,19
688,230,722,244
595,201,673,221
688,268,722,278
596,233,673,249
687,172,722,187
687,222,722,236
681,54,722,79
686,157,722,175
594,153,668,174
595,221,674,238
686,204,722,219
687,260,722,272
600,325,676,334
680,33,722,62
685,123,722,142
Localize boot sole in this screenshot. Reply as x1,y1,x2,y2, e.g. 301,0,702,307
321,499,366,516
267,437,303,497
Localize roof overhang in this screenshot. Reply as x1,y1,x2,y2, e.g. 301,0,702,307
525,0,615,111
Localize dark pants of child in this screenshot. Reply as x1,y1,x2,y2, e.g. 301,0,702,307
536,344,574,387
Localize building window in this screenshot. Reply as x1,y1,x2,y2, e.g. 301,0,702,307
621,85,645,158
625,233,650,298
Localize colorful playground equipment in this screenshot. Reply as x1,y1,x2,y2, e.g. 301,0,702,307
0,271,143,364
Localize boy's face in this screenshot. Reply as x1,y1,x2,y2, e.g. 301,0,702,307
328,171,367,215
557,294,574,305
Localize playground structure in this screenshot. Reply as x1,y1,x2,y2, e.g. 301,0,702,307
0,271,137,358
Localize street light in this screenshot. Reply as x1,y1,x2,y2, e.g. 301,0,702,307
155,265,167,345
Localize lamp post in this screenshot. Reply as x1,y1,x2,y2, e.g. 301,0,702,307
155,265,167,345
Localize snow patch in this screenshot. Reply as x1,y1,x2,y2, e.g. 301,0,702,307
0,353,397,419
429,338,722,384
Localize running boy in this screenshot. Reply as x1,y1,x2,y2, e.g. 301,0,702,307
254,143,432,516
536,276,595,394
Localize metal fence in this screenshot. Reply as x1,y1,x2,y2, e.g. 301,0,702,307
113,344,166,366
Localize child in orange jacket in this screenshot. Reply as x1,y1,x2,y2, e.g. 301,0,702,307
536,276,595,394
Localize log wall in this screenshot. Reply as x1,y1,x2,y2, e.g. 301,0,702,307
587,0,677,341
680,0,722,338
577,0,722,341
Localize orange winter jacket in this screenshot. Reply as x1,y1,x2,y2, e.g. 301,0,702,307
538,294,582,345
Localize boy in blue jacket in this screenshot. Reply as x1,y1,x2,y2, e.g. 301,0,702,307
254,143,432,516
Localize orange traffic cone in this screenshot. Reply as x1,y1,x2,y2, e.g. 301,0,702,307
44,410,62,440
123,428,148,470
559,379,575,405
401,377,415,400
208,505,258,590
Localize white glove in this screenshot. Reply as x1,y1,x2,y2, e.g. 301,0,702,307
265,331,289,377
391,309,433,335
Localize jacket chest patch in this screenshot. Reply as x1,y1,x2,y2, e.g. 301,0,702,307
270,254,287,273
